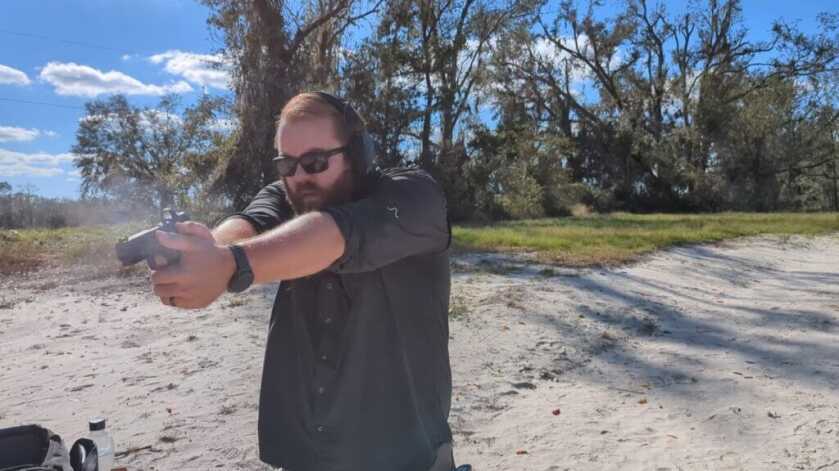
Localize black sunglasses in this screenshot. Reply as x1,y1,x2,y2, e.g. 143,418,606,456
272,146,347,177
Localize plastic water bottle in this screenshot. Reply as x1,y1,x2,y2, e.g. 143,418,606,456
88,416,114,471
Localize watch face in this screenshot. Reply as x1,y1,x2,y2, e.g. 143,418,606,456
229,269,254,293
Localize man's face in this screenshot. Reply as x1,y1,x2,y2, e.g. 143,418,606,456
276,116,355,214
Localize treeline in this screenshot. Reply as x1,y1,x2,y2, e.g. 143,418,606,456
63,0,839,227
0,181,150,229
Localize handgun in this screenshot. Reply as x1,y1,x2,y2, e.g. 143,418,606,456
115,208,190,269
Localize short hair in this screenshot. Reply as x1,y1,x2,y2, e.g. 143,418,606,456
275,92,361,144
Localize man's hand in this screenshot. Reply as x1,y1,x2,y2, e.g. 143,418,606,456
150,221,236,309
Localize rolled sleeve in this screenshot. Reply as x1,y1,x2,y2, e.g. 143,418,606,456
323,168,450,274
228,181,293,234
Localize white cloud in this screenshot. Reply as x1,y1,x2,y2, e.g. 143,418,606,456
0,64,31,86
149,50,231,90
39,62,193,97
139,109,184,128
531,35,597,85
209,118,237,132
0,126,40,142
794,76,815,93
0,148,75,177
481,33,624,107
0,126,58,142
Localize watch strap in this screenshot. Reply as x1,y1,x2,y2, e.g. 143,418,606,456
227,244,253,292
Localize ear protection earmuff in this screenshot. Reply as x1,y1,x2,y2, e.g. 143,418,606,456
313,91,376,178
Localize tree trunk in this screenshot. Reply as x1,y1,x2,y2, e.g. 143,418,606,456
419,85,434,170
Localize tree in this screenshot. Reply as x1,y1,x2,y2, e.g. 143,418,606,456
374,0,534,170
0,181,10,228
198,0,838,217
203,0,379,208
485,0,839,212
72,94,226,211
341,40,420,169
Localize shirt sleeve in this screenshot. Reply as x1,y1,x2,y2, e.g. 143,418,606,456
322,168,451,274
225,181,293,234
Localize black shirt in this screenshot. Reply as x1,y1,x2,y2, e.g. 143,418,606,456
230,167,453,471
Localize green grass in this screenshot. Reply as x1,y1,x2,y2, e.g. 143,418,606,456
0,223,145,274
448,295,470,319
2,212,838,273
453,212,839,266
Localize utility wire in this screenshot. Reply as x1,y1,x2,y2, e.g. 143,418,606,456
0,28,138,55
0,97,85,110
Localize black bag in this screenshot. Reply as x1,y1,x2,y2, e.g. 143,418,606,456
0,425,98,471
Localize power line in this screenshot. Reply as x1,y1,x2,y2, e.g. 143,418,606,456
0,97,85,110
0,28,136,54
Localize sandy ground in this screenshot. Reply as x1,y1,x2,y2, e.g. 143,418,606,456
1,235,838,470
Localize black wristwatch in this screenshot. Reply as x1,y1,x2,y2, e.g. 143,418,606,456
227,244,254,293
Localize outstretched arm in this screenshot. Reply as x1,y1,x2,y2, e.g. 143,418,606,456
150,169,448,309
231,211,345,283
150,211,345,308
211,217,258,245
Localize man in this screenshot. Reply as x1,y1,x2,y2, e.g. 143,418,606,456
148,92,457,471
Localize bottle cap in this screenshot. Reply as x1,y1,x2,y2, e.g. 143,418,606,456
89,416,106,431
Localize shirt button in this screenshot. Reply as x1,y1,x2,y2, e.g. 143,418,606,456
323,317,333,325
321,354,328,361
326,282,333,290
316,425,325,433
317,386,326,395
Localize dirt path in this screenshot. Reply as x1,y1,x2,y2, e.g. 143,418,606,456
1,235,837,470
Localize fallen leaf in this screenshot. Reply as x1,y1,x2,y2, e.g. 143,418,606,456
515,449,528,455
552,408,561,416
639,398,648,404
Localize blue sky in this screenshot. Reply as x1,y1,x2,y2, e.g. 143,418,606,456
0,0,833,199
0,0,227,198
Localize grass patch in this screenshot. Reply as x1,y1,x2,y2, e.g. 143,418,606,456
448,295,470,320
225,297,247,308
453,212,839,266
0,223,145,274
2,212,837,274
